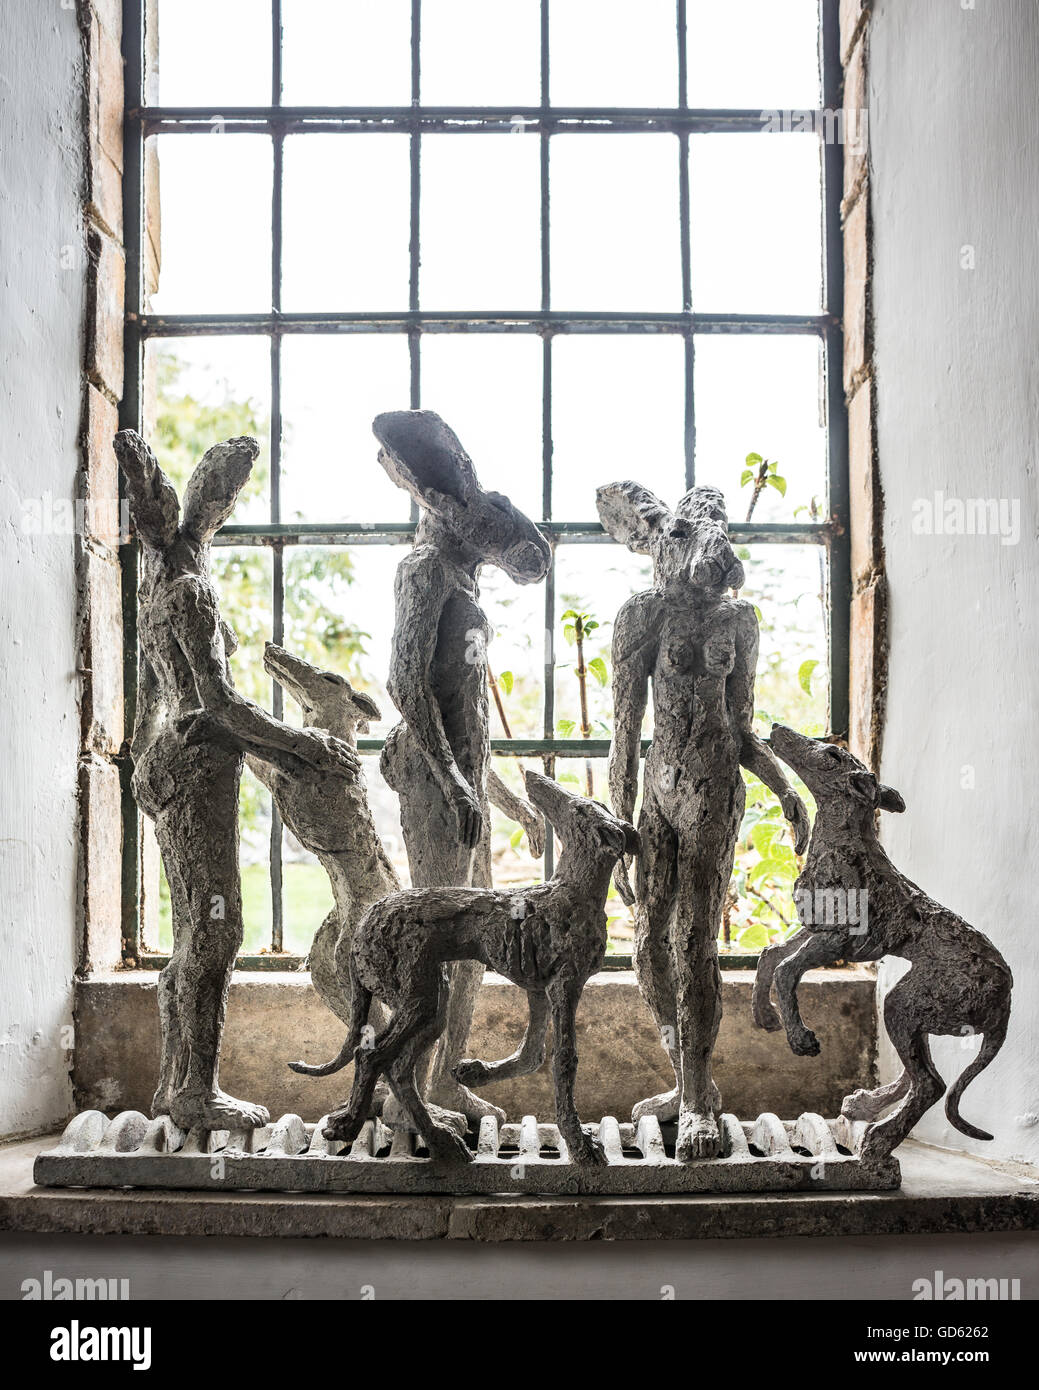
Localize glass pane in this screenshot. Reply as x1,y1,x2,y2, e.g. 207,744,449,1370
282,135,411,311
480,563,547,742
280,336,411,523
687,0,821,110
689,133,823,313
422,0,540,106
149,135,272,314
739,543,829,736
551,336,685,517
420,336,543,520
156,0,272,106
550,134,680,311
281,0,412,105
550,0,678,107
693,335,826,522
553,545,653,745
421,135,541,309
145,337,272,525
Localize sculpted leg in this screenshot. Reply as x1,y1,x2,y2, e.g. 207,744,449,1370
630,803,682,1124
672,815,739,1162
842,1069,911,1122
773,929,847,1056
860,987,944,1163
453,990,550,1086
752,927,809,1032
160,764,270,1132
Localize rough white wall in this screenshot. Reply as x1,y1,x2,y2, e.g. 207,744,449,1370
0,5,85,1136
871,0,1039,1162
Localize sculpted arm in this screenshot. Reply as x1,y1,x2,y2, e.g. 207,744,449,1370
608,595,657,902
169,579,358,777
731,603,809,854
386,550,482,846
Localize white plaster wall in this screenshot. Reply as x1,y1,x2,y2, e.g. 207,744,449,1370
0,4,86,1136
870,0,1039,1162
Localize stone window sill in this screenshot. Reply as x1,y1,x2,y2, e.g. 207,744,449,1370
1,1135,1036,1242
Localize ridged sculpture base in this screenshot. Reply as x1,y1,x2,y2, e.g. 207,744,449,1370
33,1108,901,1196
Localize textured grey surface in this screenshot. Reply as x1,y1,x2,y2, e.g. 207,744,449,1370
375,410,550,1124
31,1108,899,1196
599,482,809,1160
754,726,1014,1164
245,642,396,1044
113,430,360,1134
300,772,640,1167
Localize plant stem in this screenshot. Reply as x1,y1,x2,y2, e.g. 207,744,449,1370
574,616,594,796
487,667,513,739
744,458,770,523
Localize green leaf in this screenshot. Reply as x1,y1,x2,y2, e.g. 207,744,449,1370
750,822,781,857
556,718,576,737
588,656,608,687
745,452,763,466
582,619,599,633
798,659,819,696
737,922,770,952
510,826,524,850
766,474,787,496
560,608,579,621
563,624,577,646
498,669,514,696
740,469,755,487
752,604,763,623
767,459,778,474
558,771,580,785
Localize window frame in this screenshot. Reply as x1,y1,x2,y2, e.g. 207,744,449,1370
118,0,849,971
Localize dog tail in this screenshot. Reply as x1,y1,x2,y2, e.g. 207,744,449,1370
945,1018,1009,1141
289,952,374,1078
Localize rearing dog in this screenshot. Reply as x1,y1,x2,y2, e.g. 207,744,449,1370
753,725,1013,1164
290,771,639,1165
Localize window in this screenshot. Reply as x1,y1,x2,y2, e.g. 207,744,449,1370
120,0,848,970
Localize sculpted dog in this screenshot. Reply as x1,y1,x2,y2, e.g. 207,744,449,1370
290,772,639,1165
753,725,1013,1163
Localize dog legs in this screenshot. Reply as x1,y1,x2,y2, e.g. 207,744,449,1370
773,929,847,1056
841,1070,911,1122
860,990,944,1163
752,927,809,1032
548,975,606,1166
453,990,550,1087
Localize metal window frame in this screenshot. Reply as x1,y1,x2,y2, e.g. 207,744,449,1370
118,0,848,972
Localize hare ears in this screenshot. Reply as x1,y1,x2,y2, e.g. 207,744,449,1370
847,770,907,813
596,481,731,554
595,481,673,555
112,430,181,548
373,410,480,513
346,686,382,723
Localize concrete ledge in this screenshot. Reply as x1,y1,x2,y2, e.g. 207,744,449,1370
1,1135,1036,1242
73,968,876,1123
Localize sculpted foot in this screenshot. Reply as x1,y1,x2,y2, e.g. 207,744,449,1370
632,1087,679,1124
170,1089,270,1132
569,1130,609,1166
841,1087,896,1122
788,1027,821,1057
426,1125,474,1164
381,1094,469,1137
452,1058,490,1087
676,1109,722,1162
430,1082,505,1127
752,994,784,1032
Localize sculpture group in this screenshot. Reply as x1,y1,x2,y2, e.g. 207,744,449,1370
114,410,1012,1176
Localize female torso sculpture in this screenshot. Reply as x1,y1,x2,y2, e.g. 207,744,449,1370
599,482,808,1160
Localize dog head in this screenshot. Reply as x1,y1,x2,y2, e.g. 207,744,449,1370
263,642,380,744
523,770,640,865
768,724,905,814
